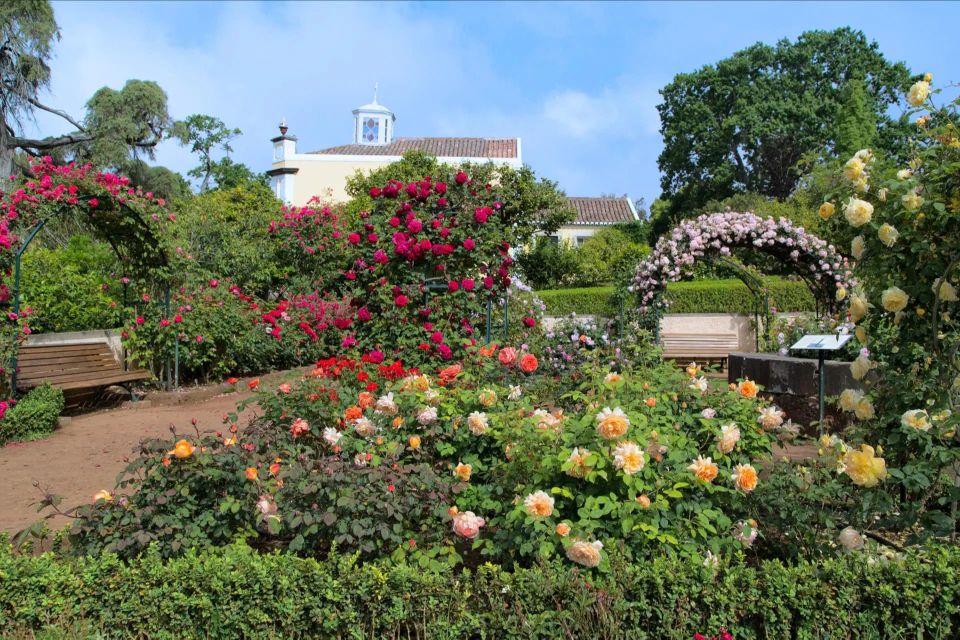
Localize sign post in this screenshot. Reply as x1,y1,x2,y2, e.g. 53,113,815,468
790,333,853,435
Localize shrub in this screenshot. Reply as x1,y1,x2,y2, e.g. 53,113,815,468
575,227,649,287
538,278,816,317
2,541,959,639
0,382,65,444
516,236,582,289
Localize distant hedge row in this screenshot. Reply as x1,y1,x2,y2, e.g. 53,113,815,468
2,542,959,639
537,278,816,317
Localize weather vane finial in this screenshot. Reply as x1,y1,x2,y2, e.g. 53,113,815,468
373,82,379,103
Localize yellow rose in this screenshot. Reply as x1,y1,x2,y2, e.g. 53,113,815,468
878,224,899,247
855,326,867,344
854,398,875,420
843,157,865,182
850,355,871,381
454,462,472,481
907,80,930,107
849,294,870,322
923,72,933,82
851,235,866,260
902,190,923,211
901,409,931,431
877,188,888,202
818,202,835,220
881,287,909,312
933,279,958,302
838,389,864,412
92,490,113,503
843,444,887,487
844,198,873,227
896,169,913,180
169,439,195,460
835,287,847,302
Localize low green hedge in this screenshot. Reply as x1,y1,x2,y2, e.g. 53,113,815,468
0,382,65,445
2,541,959,639
538,278,815,317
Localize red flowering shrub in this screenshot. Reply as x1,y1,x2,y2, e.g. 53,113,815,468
266,171,527,366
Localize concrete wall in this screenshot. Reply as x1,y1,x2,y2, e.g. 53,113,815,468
25,329,123,362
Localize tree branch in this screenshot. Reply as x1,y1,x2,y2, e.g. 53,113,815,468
8,131,94,151
22,91,87,132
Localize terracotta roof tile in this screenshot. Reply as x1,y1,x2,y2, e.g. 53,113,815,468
309,137,518,158
566,197,636,225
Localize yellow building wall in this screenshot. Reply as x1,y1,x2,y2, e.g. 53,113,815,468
556,225,607,246
273,159,391,205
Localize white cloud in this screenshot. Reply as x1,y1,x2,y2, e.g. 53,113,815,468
543,84,660,139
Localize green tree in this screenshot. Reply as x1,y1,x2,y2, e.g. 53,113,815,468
656,27,912,232
173,114,242,192
207,156,268,191
0,1,181,174
345,150,574,245
833,79,878,158
118,159,192,201
575,227,649,287
516,237,582,290
164,182,284,297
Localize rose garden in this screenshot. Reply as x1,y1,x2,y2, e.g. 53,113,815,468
1,12,960,639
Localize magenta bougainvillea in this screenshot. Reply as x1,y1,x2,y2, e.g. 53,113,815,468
632,212,853,313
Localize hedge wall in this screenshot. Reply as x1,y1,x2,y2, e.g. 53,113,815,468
3,541,959,639
537,278,815,317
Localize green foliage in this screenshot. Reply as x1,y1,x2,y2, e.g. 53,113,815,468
516,237,582,289
172,114,242,192
576,227,650,287
20,236,122,332
81,80,173,168
117,159,192,201
2,540,960,639
656,27,912,230
538,278,815,317
207,157,268,191
0,382,64,445
834,79,879,158
164,183,284,297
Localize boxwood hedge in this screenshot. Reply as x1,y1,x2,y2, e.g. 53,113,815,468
538,278,815,317
2,541,958,639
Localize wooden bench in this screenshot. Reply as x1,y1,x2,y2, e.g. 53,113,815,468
660,333,740,370
16,342,152,399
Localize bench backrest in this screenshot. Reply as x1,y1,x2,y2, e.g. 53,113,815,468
17,342,123,389
661,333,740,357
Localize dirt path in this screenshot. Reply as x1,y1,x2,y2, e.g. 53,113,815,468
0,389,260,536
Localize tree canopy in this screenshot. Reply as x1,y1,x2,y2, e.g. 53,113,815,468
173,114,242,192
655,27,913,234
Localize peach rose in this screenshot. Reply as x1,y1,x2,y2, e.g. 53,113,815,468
595,407,629,439
245,467,259,481
737,379,759,399
556,522,571,537
566,539,603,568
498,347,518,366
688,455,719,483
732,463,759,492
524,490,555,518
454,462,472,481
408,435,422,449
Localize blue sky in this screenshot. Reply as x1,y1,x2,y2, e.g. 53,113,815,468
30,1,960,208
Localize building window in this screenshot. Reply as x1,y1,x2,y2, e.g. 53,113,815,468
362,117,379,143
576,236,589,247
547,235,559,245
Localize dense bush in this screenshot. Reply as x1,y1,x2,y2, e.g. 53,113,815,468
515,236,582,290
538,278,816,317
19,237,123,333
0,382,65,444
3,540,959,639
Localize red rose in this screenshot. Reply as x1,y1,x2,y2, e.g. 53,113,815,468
523,316,536,328
483,276,494,289
369,187,382,198
448,280,459,292
519,353,538,374
474,207,490,224
430,331,443,344
435,182,447,194
407,219,423,233
395,295,409,307
455,171,468,184
463,238,475,250
348,232,361,244
389,217,400,227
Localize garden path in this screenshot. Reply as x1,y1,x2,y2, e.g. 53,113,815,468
0,390,255,535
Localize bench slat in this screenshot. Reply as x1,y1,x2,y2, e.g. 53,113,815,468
16,341,151,394
20,370,152,390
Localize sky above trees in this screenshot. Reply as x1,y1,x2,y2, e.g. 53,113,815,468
27,1,960,205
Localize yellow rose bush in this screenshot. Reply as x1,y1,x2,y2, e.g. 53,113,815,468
813,76,960,540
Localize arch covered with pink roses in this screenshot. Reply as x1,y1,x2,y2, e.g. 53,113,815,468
632,212,853,314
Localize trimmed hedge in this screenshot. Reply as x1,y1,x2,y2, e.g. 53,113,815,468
538,278,815,317
0,382,64,445
2,541,959,639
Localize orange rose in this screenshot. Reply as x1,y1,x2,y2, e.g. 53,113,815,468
226,377,238,385
269,462,281,476
447,506,459,517
408,435,421,449
439,364,463,385
393,416,404,429
687,455,719,483
162,457,171,467
248,378,260,390
519,353,538,373
479,343,498,358
556,522,571,537
344,405,363,421
245,467,258,480
454,462,472,481
169,439,195,459
645,397,657,407
358,392,374,409
732,464,759,492
737,380,759,399
636,494,651,509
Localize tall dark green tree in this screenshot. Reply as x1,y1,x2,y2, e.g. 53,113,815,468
0,1,179,175
655,27,912,235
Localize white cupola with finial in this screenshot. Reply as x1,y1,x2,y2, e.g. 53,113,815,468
271,117,297,161
352,84,395,145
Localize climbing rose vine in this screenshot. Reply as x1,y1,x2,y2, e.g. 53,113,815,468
632,212,853,313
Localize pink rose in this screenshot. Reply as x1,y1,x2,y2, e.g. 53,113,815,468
463,238,475,251
452,511,485,539
455,171,468,185
462,278,475,291
498,347,517,366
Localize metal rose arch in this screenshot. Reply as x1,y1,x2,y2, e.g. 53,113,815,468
632,212,854,315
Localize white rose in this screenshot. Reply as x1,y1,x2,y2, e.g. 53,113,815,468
844,198,873,227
